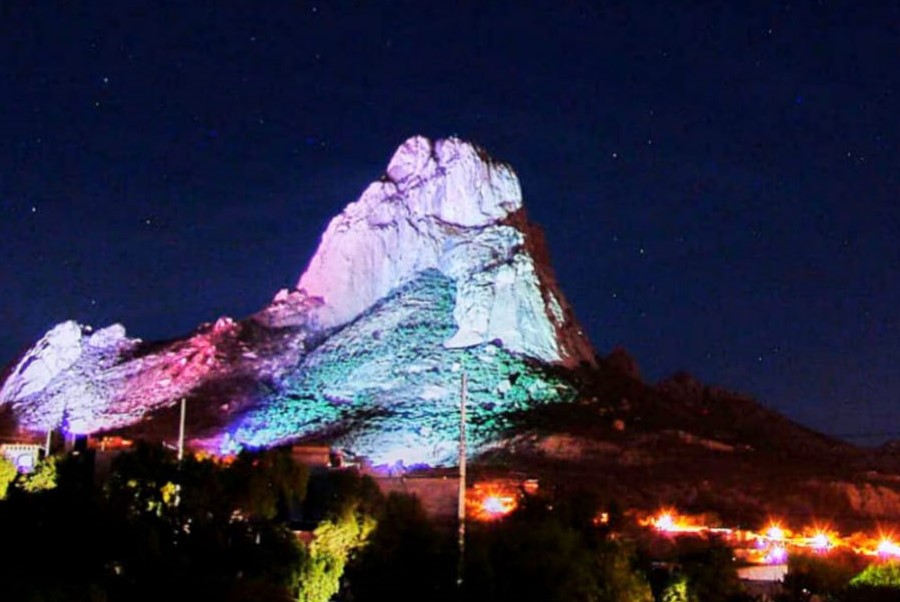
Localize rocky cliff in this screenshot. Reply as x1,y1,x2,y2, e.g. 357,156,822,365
0,136,594,465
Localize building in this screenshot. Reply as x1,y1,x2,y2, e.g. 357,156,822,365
0,443,42,473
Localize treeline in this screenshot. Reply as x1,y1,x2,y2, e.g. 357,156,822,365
0,444,733,602
0,444,307,601
2,445,899,601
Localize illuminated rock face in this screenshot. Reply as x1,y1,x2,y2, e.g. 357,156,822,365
297,136,593,366
0,322,142,432
0,136,592,466
0,321,88,402
229,270,573,465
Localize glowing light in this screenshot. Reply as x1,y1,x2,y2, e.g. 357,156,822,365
766,525,785,541
469,481,519,521
765,545,788,564
642,510,701,534
877,538,900,558
636,506,900,567
482,495,516,516
644,510,708,534
655,513,675,532
809,532,832,552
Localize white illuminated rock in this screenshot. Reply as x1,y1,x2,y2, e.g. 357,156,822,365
297,135,592,365
0,321,85,403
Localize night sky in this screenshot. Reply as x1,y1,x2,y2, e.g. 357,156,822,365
2,2,898,445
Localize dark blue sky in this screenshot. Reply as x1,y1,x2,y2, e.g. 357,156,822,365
2,2,898,444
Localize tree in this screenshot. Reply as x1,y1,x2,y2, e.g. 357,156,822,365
227,447,309,521
346,492,455,602
661,575,696,602
104,440,179,519
464,500,602,602
679,539,749,602
595,540,654,602
302,468,383,525
0,443,309,601
295,469,384,602
101,443,306,601
0,454,16,500
297,507,375,602
17,455,58,493
0,454,114,600
850,560,900,588
780,550,862,601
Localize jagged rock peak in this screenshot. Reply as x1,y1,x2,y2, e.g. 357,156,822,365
656,371,705,401
294,135,594,366
0,321,136,405
604,346,641,381
0,135,593,455
656,371,755,408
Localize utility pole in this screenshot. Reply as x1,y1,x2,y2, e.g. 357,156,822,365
44,428,52,458
177,397,187,462
457,371,467,589
173,397,188,510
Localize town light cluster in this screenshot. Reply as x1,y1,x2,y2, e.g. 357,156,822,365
645,509,900,565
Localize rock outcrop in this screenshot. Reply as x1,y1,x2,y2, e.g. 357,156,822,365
295,136,593,366
0,136,594,465
604,347,641,381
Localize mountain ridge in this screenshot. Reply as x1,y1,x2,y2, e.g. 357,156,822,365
3,135,900,528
